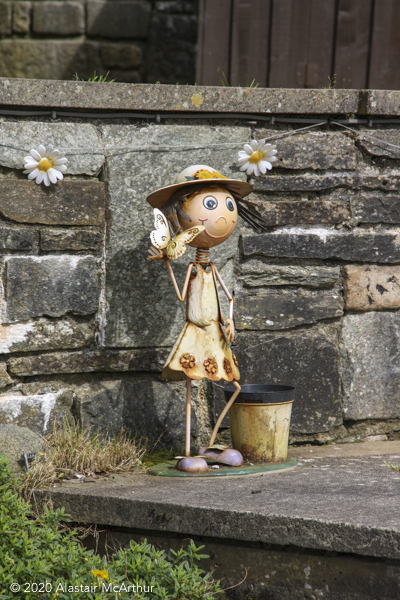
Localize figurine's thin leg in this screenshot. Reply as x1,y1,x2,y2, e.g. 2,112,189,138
208,380,241,447
185,376,192,456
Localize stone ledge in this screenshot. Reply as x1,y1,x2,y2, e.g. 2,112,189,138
0,78,360,114
39,441,400,560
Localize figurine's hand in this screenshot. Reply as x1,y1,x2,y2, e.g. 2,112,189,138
148,245,165,260
224,317,235,343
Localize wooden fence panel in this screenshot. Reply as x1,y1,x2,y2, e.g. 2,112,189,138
196,0,232,86
369,0,400,90
230,0,271,87
269,0,336,89
334,0,373,89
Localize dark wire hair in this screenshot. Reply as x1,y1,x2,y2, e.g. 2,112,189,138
161,183,267,236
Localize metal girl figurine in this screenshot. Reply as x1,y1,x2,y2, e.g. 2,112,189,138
147,165,262,472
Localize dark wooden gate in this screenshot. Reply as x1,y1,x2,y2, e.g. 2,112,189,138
196,0,400,89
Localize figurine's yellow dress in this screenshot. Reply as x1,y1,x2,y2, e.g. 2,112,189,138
162,263,240,382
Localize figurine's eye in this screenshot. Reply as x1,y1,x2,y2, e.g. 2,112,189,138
203,196,218,210
226,197,235,212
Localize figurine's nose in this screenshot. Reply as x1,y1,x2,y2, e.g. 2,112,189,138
216,216,227,223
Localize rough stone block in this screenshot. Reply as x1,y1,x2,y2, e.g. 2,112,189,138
0,425,46,473
7,348,168,376
100,43,142,69
0,180,106,226
32,1,84,35
101,123,249,348
0,317,94,354
0,2,12,35
4,256,99,321
248,198,349,226
351,194,400,224
0,224,38,253
238,261,341,289
235,333,342,433
0,120,104,175
343,265,400,311
360,130,400,159
0,390,74,434
87,1,151,39
40,227,103,252
146,12,197,83
241,230,400,263
122,378,197,449
12,2,31,33
341,313,400,420
252,173,356,192
254,130,356,170
235,289,343,331
0,363,12,388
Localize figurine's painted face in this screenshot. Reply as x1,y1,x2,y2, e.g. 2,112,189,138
178,187,238,249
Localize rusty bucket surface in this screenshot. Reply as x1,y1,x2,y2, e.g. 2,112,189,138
224,384,295,463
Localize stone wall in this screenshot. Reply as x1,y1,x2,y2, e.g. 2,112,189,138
1,80,400,450
0,0,198,84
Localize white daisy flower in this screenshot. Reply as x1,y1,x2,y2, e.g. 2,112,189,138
237,139,277,176
23,144,68,186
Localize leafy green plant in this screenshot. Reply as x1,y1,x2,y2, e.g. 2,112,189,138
325,74,336,89
0,454,222,599
72,71,115,83
384,460,400,471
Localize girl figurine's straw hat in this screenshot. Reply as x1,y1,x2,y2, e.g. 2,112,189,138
146,165,252,209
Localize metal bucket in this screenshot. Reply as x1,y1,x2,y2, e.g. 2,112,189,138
224,384,295,463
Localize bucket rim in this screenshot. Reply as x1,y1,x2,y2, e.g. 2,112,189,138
230,399,294,407
223,383,295,393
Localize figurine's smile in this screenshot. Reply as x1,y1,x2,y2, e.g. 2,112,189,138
199,218,236,238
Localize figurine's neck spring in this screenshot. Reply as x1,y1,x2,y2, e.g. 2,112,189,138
196,248,210,264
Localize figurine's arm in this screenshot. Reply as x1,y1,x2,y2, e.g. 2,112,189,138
212,264,235,343
148,245,193,302
165,257,194,302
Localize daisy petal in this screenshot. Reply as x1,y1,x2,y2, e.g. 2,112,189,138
238,151,248,158
246,164,255,175
45,144,53,155
28,168,39,180
54,170,63,181
24,155,37,163
30,149,41,161
36,171,45,184
38,144,46,156
269,156,277,162
250,139,258,150
49,149,60,159
253,164,260,177
243,144,253,155
257,139,266,149
265,162,272,170
237,157,249,166
239,164,248,172
259,162,267,174
54,157,68,165
24,166,38,173
43,172,50,186
57,165,67,173
48,168,57,184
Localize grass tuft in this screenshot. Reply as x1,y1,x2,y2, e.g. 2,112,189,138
20,422,146,500
384,460,400,471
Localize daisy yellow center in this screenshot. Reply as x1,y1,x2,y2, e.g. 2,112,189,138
248,150,265,164
38,157,53,171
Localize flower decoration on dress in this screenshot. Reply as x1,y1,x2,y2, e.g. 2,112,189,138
237,139,277,176
223,358,232,375
24,144,68,186
204,357,218,375
180,353,197,369
232,353,239,368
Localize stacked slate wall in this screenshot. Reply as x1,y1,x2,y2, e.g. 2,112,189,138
0,0,198,84
0,81,399,449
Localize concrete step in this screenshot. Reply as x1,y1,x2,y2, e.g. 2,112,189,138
39,440,400,600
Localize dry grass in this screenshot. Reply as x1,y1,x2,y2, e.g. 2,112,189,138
20,422,146,501
385,460,400,472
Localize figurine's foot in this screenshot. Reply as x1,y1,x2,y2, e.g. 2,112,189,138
176,456,208,473
198,447,243,467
